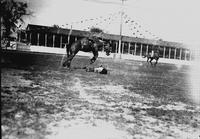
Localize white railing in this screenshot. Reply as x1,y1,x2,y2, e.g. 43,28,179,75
28,45,193,65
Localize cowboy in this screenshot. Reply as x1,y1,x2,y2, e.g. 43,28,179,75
151,50,154,57
85,65,108,74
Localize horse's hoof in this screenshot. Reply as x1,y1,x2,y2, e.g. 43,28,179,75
63,67,72,71
90,59,95,64
62,66,69,69
63,62,67,67
68,68,73,71
66,65,71,69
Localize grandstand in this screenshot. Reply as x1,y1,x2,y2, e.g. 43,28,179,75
17,24,193,63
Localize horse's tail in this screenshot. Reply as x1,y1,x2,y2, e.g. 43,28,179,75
142,54,147,58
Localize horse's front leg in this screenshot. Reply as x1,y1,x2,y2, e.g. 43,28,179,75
63,53,75,68
90,49,98,64
147,58,149,63
154,59,158,67
149,58,153,66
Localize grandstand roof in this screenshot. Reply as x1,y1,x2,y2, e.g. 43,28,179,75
26,24,187,49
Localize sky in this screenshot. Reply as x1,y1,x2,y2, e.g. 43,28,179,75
23,0,200,47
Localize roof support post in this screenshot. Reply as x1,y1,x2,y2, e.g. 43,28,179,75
163,47,166,58
174,48,177,59
184,50,187,60
53,34,55,47
134,43,137,55
60,35,63,48
115,41,118,53
169,47,171,59
146,44,149,55
140,43,143,56
128,42,130,54
45,33,47,46
18,31,21,42
30,33,32,45
37,33,40,46
122,42,124,54
25,32,27,41
179,48,182,60
190,51,192,61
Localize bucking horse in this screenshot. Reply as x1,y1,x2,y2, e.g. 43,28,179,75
62,37,111,68
143,51,160,66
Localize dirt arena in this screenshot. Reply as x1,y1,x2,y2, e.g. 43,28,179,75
1,51,200,139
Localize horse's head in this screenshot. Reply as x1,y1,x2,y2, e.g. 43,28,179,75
94,38,111,56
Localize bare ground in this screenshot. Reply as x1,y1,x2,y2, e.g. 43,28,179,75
1,56,200,139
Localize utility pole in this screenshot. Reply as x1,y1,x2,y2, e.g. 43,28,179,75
117,0,126,59
67,25,73,44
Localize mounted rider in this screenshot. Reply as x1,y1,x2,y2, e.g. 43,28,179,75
80,32,101,49
88,32,103,43
151,46,160,57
